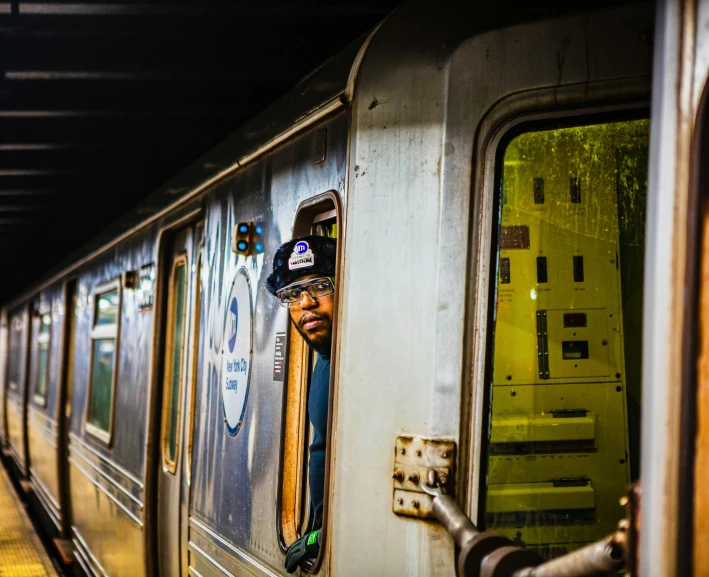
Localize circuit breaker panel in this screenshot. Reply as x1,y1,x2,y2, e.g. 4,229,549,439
485,120,648,556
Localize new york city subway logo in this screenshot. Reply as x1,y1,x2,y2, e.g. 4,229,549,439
221,268,252,437
288,240,315,270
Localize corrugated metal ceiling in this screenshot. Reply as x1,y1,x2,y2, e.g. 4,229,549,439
0,1,397,302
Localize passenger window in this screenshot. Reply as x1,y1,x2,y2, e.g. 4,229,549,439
161,255,188,473
484,119,648,559
33,311,51,405
86,284,120,441
7,309,25,392
279,193,340,566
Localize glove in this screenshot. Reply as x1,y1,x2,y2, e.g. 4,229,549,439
285,529,321,573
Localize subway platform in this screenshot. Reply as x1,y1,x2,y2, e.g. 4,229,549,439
0,462,57,576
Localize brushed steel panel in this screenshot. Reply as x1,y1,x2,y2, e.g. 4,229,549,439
189,517,279,577
70,460,146,577
189,112,348,577
68,442,143,522
6,393,26,471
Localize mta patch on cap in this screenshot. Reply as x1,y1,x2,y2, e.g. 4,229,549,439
288,240,315,270
266,235,336,296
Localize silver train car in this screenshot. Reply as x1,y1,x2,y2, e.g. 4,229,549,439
2,0,709,575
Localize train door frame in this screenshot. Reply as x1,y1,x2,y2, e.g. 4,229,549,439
678,21,709,576
57,278,79,541
179,231,203,576
463,96,651,530
144,209,202,577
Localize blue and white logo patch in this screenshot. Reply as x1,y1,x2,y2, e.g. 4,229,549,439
288,240,315,270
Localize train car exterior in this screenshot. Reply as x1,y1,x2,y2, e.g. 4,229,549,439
6,0,709,576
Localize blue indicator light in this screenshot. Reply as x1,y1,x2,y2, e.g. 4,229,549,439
237,241,248,251
255,225,263,235
255,242,264,253
238,224,249,234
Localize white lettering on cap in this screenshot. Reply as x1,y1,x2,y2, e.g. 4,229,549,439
288,240,315,270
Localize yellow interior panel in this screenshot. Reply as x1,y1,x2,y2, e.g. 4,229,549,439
485,119,649,555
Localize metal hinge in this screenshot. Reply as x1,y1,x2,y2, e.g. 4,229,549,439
392,436,455,519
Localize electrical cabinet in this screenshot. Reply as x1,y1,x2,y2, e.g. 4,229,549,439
486,120,648,555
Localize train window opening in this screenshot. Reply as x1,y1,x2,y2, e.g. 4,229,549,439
33,310,51,406
86,284,121,442
278,193,341,571
161,254,188,473
484,118,649,560
7,309,25,392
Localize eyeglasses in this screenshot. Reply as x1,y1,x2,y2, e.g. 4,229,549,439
277,277,335,308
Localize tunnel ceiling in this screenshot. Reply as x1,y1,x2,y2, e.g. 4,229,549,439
0,0,397,303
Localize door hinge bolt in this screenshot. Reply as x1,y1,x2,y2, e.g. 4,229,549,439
407,473,420,484
412,500,420,509
438,473,448,486
392,469,405,482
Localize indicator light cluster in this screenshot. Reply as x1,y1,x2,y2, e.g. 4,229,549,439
232,222,265,256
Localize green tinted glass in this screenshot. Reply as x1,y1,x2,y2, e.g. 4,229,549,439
35,342,49,400
485,119,648,558
95,290,119,326
88,338,115,432
35,312,51,401
165,262,187,465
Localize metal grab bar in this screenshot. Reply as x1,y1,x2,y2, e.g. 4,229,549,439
422,481,629,577
511,534,625,577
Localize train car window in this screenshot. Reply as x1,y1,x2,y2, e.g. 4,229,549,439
6,309,25,392
186,247,203,485
484,118,648,559
86,284,121,442
279,192,341,571
33,311,51,406
161,254,188,473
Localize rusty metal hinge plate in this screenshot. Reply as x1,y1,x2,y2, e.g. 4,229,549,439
392,436,455,519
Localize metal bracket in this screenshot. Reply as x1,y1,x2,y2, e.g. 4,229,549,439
392,436,455,519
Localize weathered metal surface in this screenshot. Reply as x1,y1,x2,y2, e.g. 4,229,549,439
335,2,652,575
392,437,455,519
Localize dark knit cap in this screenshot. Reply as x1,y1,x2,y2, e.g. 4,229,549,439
265,235,337,296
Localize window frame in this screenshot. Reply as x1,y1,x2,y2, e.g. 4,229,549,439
276,190,343,573
474,111,651,536
160,252,189,475
186,244,203,486
32,307,52,407
84,279,122,445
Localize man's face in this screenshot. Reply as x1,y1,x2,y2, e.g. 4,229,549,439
287,274,335,355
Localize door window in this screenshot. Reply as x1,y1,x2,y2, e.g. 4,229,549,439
484,118,648,558
162,254,188,473
33,311,51,406
86,284,120,441
7,309,25,392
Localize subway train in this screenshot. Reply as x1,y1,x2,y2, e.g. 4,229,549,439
1,0,708,575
